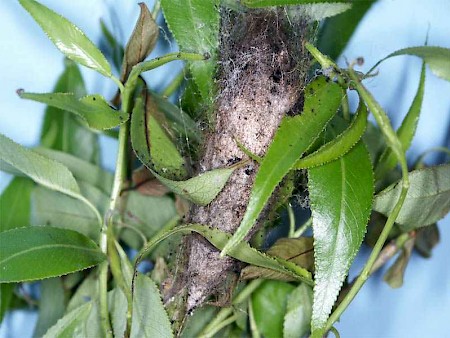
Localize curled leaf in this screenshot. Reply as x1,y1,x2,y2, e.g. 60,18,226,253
375,63,426,180
295,100,368,169
18,91,128,130
135,224,313,285
121,3,159,80
383,237,415,288
131,95,186,180
151,168,235,206
370,46,450,82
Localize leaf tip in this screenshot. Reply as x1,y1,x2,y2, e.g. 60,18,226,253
16,88,25,97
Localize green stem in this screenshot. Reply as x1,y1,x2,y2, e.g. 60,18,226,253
98,74,133,337
330,326,341,338
98,261,111,337
249,297,261,338
198,315,237,338
198,279,264,337
132,215,180,266
341,90,350,121
369,232,411,274
124,52,205,101
111,75,125,93
293,217,312,238
287,203,295,238
323,67,410,333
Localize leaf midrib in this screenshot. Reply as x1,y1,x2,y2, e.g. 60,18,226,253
0,244,100,266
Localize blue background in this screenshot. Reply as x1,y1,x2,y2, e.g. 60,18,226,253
0,1,449,337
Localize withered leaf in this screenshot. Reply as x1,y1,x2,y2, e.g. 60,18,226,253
121,3,159,81
383,237,415,288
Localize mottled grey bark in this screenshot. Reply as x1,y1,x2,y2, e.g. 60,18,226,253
165,7,311,324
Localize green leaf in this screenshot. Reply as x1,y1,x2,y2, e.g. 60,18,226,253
283,283,313,338
18,91,128,130
375,63,426,180
0,283,15,323
40,59,100,164
161,0,219,103
66,272,98,312
35,148,113,194
31,184,105,240
152,167,234,206
131,96,186,180
136,224,313,285
243,0,351,8
0,226,106,283
251,280,295,338
42,302,92,338
0,134,85,202
309,140,373,333
286,3,352,22
33,278,66,337
19,0,111,77
109,288,128,338
222,76,342,256
373,164,450,230
181,306,217,338
295,100,368,169
82,301,103,338
121,191,178,249
363,121,386,165
371,46,450,82
241,237,314,281
152,92,202,143
121,3,159,80
107,244,132,338
0,177,34,232
130,274,173,338
383,237,415,288
317,0,376,60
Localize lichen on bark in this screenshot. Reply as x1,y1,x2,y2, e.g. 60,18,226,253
164,6,312,328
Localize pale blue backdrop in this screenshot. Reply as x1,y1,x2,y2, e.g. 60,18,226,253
0,1,449,337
